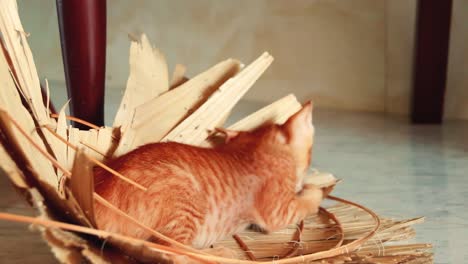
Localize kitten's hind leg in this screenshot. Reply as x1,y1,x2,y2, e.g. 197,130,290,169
158,208,200,245
153,178,206,246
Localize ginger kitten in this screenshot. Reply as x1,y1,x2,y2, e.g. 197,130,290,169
94,102,324,249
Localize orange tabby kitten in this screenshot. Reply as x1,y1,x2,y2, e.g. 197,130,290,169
94,102,324,249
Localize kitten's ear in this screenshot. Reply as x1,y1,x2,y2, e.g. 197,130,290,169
282,101,313,144
215,128,240,143
283,101,314,182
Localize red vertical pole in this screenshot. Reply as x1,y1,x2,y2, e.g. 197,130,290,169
56,0,106,128
411,0,452,124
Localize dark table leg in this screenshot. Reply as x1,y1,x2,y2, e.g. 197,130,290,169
411,0,452,124
56,0,106,128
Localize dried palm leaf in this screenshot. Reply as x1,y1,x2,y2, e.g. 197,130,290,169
113,33,169,129
162,52,273,145
114,57,241,155
0,0,50,124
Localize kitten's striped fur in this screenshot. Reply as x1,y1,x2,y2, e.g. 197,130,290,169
94,102,322,249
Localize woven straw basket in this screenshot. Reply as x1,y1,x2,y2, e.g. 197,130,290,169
0,1,432,263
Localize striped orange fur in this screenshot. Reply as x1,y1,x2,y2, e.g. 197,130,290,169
94,102,322,249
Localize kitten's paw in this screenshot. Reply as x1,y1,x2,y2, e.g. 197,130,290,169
302,184,323,198
300,184,323,214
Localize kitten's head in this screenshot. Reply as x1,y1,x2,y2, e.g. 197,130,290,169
217,101,314,191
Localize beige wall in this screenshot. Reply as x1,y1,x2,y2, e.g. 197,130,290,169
445,0,468,120
385,0,417,115
16,0,468,119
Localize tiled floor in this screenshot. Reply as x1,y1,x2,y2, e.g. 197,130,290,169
1,96,467,263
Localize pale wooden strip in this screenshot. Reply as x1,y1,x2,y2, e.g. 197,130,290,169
38,96,66,172
66,127,78,168
95,127,115,158
114,58,241,155
229,94,301,131
70,150,97,227
77,129,91,157
0,0,49,124
76,127,113,160
87,129,99,159
0,142,28,188
114,34,169,128
49,113,116,160
0,51,57,186
132,58,241,131
201,94,301,147
163,52,273,145
44,78,50,114
52,106,69,178
170,63,188,89
0,1,71,178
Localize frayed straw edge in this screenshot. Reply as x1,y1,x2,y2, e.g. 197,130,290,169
0,194,381,264
319,206,344,248
280,220,304,258
0,212,214,264
49,114,118,142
